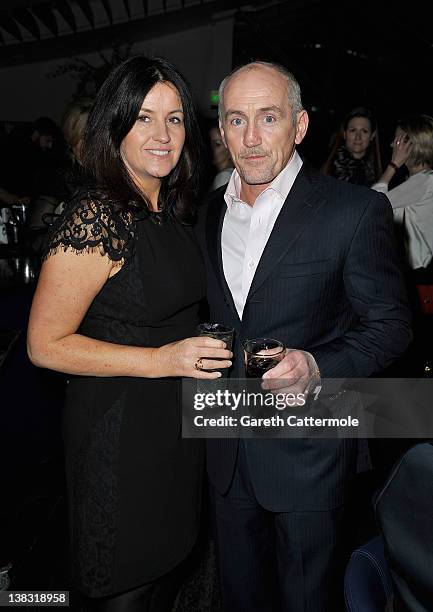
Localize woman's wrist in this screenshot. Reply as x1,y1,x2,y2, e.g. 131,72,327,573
143,346,165,378
389,161,399,172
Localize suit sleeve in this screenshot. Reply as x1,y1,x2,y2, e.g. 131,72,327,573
310,191,412,377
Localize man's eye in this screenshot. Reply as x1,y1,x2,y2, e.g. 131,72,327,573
231,118,243,126
264,115,275,124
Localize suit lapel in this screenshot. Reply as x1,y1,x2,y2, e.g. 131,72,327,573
205,192,240,320
246,164,327,302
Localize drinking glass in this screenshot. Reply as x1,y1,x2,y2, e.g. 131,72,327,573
243,338,285,378
197,323,234,376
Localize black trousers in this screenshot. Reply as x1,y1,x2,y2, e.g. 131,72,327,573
213,441,347,612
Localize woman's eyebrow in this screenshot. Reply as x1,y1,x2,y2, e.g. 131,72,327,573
139,107,184,113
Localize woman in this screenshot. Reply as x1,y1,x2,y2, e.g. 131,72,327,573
322,107,382,186
62,97,94,164
372,114,433,375
208,123,233,190
372,114,433,272
27,56,232,611
26,98,94,253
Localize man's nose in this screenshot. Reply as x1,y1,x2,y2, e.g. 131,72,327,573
243,122,261,148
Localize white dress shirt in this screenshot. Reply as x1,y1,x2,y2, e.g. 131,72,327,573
222,150,303,319
372,170,433,269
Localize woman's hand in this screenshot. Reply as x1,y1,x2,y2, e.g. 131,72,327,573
154,336,233,379
391,132,412,168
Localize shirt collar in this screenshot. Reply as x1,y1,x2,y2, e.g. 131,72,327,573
224,150,303,211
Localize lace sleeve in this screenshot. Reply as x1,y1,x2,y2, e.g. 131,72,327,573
43,194,134,263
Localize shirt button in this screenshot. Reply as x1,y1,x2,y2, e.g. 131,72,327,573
249,260,255,268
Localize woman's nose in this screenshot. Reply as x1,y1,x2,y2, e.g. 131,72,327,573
153,121,170,142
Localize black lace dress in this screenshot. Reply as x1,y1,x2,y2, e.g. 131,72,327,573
45,193,206,598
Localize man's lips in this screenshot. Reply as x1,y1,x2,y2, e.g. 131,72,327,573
242,154,267,161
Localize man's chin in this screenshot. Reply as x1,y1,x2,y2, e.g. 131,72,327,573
240,173,275,186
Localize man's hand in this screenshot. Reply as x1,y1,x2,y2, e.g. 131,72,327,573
261,349,320,397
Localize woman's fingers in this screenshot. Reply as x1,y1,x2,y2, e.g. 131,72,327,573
196,336,227,349
200,358,232,370
194,369,224,379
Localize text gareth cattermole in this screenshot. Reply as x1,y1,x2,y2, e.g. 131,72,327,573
193,390,306,411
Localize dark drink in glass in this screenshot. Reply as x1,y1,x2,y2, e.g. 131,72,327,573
243,338,285,378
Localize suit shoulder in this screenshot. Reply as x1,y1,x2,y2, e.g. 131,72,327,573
318,173,391,213
201,184,226,208
195,186,225,235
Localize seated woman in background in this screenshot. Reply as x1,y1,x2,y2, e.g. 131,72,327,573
372,114,433,373
27,55,232,611
372,114,433,273
322,107,382,186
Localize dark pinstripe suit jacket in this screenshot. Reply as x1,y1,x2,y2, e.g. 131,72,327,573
197,163,412,512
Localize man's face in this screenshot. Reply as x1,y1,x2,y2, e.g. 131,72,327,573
219,65,308,192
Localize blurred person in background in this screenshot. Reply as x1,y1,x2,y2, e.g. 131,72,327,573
208,122,233,190
322,107,382,186
26,99,94,254
372,114,433,373
372,114,433,273
61,98,94,166
0,117,59,207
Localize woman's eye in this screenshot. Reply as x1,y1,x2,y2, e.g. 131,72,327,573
169,116,183,124
137,115,150,123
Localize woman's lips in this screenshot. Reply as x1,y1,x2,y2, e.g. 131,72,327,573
146,149,171,156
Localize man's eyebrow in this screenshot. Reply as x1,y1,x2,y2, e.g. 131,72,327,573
224,109,247,120
259,105,283,114
224,105,283,120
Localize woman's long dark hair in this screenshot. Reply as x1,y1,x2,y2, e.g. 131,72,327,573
81,55,203,222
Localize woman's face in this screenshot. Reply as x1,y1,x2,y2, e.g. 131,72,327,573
209,127,231,167
344,117,374,159
120,82,185,190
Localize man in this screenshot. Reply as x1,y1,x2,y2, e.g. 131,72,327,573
197,62,411,611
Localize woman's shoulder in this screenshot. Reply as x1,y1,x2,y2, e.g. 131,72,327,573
43,189,135,262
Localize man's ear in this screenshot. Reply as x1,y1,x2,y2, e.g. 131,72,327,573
219,120,228,149
295,110,309,145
